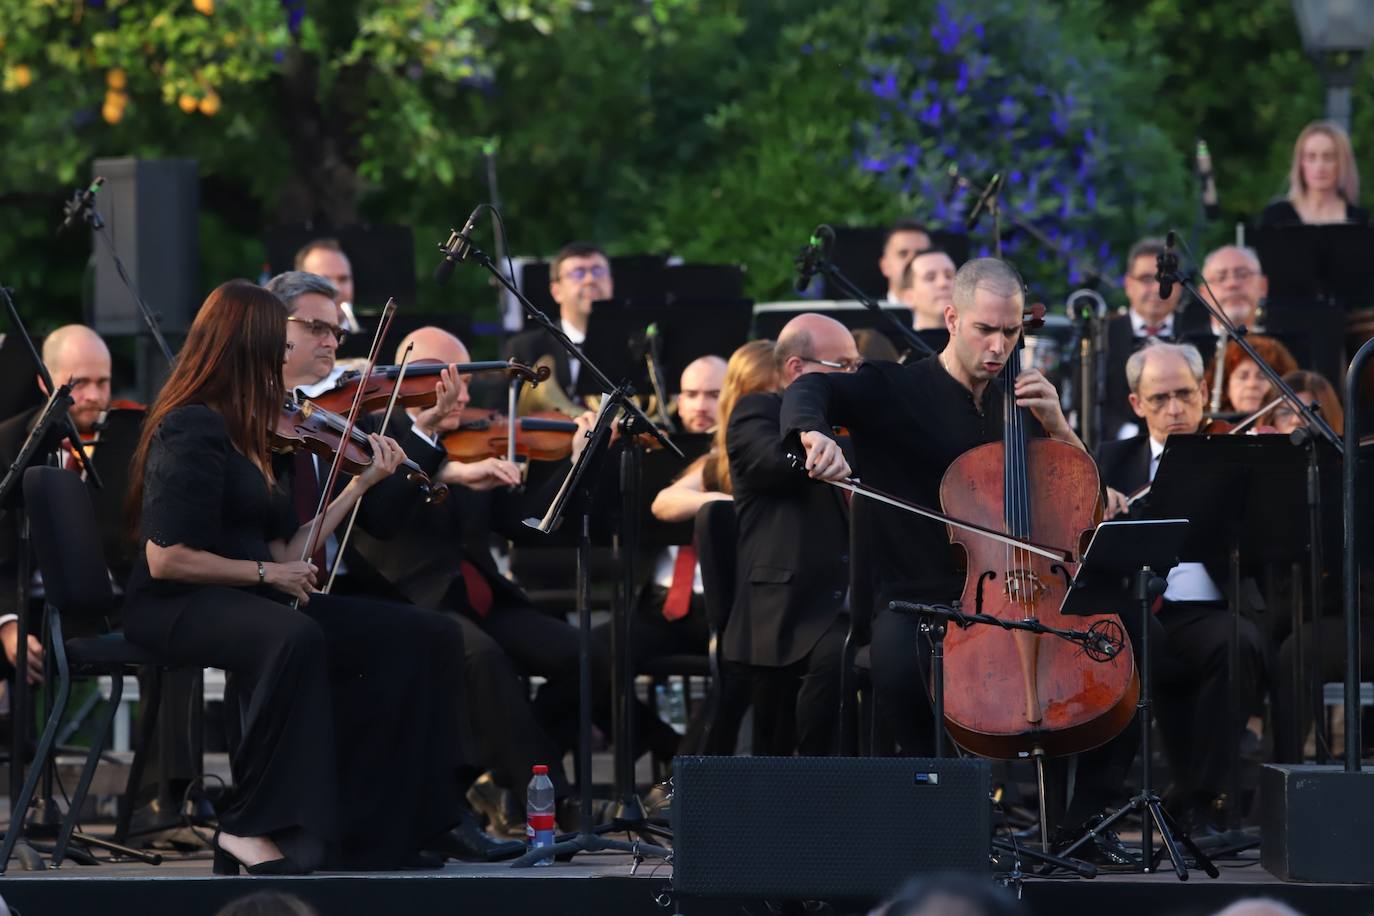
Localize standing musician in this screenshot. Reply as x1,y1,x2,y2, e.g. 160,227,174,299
1097,340,1266,835
122,280,516,874
781,258,1099,756
726,315,859,755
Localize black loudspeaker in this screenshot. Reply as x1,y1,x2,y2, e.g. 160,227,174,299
1262,764,1374,883
671,756,990,900
90,158,200,336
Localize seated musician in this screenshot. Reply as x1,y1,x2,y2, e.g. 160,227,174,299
1205,335,1298,420
726,315,860,755
1103,237,1210,439
123,280,516,873
898,250,956,333
1099,340,1266,835
878,220,932,305
505,241,612,413
1187,246,1268,365
294,238,355,312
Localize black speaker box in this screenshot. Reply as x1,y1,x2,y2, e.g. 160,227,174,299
90,158,200,335
671,756,990,900
1261,764,1374,883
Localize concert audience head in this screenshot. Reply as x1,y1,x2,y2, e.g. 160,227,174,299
1122,236,1182,326
869,874,1023,916
129,280,288,525
549,241,613,334
899,249,957,330
677,355,727,433
880,219,933,301
1126,340,1206,444
1272,369,1343,437
946,257,1025,386
775,313,861,387
1210,335,1299,414
39,324,112,436
214,890,319,916
395,326,472,415
1211,898,1305,916
1201,245,1267,331
1288,120,1359,207
294,238,354,307
710,339,779,494
267,271,345,390
852,327,901,362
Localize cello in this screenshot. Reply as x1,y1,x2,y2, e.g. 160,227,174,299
938,308,1138,760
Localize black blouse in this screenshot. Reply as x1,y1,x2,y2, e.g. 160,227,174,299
1258,199,1372,227
124,404,294,604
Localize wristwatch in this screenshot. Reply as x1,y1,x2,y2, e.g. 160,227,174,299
257,561,266,585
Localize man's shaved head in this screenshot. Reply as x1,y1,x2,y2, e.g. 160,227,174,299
775,313,860,387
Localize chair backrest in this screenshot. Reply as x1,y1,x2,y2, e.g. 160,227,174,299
694,499,737,636
23,466,115,622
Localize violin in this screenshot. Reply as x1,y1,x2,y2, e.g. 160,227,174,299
307,359,550,415
443,408,580,463
938,303,1138,759
272,397,448,503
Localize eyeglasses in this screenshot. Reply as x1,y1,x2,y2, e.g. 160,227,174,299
286,316,348,345
1140,387,1202,411
1129,273,1160,285
801,356,864,373
557,265,610,282
1202,268,1257,284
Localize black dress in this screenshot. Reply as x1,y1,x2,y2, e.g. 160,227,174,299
123,404,471,869
1258,199,1372,227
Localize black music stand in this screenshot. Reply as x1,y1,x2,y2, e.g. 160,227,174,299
1054,519,1220,880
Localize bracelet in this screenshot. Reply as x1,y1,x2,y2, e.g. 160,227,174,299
257,561,266,585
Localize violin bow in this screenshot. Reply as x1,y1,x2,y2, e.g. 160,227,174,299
323,341,414,595
296,297,397,605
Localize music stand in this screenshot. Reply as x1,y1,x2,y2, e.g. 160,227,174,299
1055,519,1222,881
1253,224,1374,309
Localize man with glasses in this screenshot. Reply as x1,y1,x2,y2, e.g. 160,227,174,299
722,313,860,755
1097,340,1265,839
505,242,613,409
1103,237,1210,440
1184,246,1270,366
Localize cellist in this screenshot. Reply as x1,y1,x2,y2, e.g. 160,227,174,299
780,258,1148,857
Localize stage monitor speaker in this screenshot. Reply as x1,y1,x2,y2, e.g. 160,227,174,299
671,756,990,900
1261,764,1374,883
90,158,200,336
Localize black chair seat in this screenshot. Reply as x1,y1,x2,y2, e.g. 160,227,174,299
641,654,710,679
65,633,163,669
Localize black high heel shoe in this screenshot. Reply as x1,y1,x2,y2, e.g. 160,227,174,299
212,829,308,876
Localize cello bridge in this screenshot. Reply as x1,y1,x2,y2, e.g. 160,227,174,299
1003,569,1047,606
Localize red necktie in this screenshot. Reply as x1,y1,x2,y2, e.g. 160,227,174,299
292,450,328,574
662,543,697,622
459,559,494,618
1144,324,1164,337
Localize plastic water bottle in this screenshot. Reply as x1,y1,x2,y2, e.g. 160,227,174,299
526,764,556,866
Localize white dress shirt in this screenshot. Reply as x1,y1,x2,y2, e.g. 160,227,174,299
561,319,586,390
1149,437,1224,603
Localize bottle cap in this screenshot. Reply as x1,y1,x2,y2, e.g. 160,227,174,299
532,764,548,775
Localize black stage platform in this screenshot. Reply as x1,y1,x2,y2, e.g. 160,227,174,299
0,848,1367,916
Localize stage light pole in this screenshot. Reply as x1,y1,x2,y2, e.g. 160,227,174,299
1292,0,1374,132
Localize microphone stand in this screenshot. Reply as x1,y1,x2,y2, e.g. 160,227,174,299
812,259,935,359
436,219,678,868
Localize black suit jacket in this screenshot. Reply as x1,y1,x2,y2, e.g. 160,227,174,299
724,391,849,668
1102,309,1211,439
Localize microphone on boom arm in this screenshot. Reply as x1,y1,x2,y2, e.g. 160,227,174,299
434,204,485,285
794,224,835,293
1155,231,1179,301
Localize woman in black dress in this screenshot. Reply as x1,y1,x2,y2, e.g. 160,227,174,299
124,280,483,873
1259,119,1369,227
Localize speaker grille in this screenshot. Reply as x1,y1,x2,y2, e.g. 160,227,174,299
672,756,991,899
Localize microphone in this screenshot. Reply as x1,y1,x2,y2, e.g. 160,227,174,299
57,177,105,235
793,224,834,293
434,204,484,285
1155,231,1178,300
943,163,962,204
963,172,1002,232
1196,139,1219,219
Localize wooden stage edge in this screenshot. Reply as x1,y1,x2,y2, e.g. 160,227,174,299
0,849,1367,916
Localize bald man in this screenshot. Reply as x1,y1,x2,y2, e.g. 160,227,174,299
0,324,116,680
675,355,726,433
722,313,859,755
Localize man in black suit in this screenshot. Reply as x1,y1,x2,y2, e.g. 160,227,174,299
1102,237,1210,440
1185,245,1269,368
725,313,859,755
1098,339,1265,835
783,258,1088,757
504,241,613,413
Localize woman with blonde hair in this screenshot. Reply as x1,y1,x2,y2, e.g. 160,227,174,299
1260,120,1369,226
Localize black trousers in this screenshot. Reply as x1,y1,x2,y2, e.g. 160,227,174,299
1154,600,1265,812
749,614,847,757
125,588,469,869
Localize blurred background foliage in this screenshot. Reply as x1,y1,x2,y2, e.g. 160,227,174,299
1,0,1371,336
